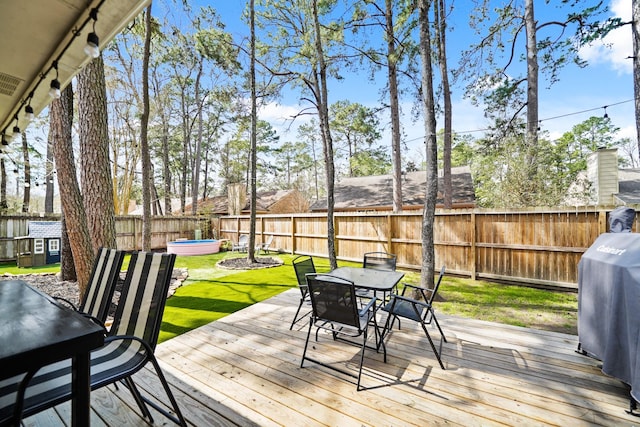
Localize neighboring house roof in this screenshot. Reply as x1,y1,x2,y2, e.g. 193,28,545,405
310,166,476,212
19,221,62,239
186,189,308,215
615,169,640,205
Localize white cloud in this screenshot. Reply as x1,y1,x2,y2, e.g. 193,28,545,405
579,0,632,74
258,101,312,138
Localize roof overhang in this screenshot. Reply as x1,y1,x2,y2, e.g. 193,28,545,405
0,0,150,136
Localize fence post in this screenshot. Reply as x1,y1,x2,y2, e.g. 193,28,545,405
387,213,392,254
470,211,477,280
598,209,608,234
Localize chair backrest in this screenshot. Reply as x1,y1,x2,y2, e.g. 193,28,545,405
416,265,446,305
80,247,125,321
427,265,446,305
306,274,359,329
292,255,316,289
363,252,397,271
264,235,274,245
109,251,176,351
238,234,248,245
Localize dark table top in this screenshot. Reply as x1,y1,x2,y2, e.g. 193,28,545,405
325,266,405,291
0,280,105,380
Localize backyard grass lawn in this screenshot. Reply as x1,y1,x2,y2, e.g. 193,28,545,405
2,253,579,340
159,253,337,343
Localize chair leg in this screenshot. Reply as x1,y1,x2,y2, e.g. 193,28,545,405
289,298,305,330
419,321,445,369
301,318,314,368
356,328,368,391
143,355,189,427
429,309,447,343
123,377,154,423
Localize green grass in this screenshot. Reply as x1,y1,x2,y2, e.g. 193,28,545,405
2,253,579,341
401,270,578,335
0,262,61,274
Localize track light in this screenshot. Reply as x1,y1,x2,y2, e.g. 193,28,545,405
84,9,100,58
25,105,34,123
1,133,12,155
24,92,35,123
49,61,61,99
8,116,20,143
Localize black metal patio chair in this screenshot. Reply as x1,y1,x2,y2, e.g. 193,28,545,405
0,251,187,426
301,274,386,391
357,251,398,302
289,255,316,330
381,265,447,370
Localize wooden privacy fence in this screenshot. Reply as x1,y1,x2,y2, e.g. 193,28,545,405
218,209,623,290
0,215,211,261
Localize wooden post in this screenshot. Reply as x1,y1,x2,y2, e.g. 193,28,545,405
291,215,296,255
470,211,477,280
598,209,608,234
387,213,392,254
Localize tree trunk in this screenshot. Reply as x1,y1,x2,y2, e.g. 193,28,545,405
524,0,539,193
141,4,153,250
0,158,7,211
633,0,640,157
59,212,77,281
50,84,94,295
45,138,54,213
312,0,337,269
21,132,30,212
248,0,258,262
386,0,404,213
191,61,204,216
77,56,117,250
419,0,437,289
436,0,452,209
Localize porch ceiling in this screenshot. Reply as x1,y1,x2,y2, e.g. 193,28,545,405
0,0,150,136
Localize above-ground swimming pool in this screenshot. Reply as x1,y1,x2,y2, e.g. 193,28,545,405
167,239,221,255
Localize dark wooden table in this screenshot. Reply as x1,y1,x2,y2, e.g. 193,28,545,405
0,279,105,426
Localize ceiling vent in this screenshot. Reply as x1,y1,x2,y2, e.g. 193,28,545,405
0,72,23,96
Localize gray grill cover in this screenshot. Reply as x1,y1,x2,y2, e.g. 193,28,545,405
578,232,640,401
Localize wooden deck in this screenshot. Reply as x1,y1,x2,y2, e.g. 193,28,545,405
23,289,637,426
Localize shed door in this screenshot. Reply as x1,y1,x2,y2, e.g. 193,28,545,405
46,239,61,264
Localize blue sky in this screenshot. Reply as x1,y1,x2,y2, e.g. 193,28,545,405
193,0,635,161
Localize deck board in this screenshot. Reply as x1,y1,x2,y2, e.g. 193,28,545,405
22,288,637,426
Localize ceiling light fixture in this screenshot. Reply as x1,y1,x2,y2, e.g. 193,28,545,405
84,8,100,58
49,61,61,99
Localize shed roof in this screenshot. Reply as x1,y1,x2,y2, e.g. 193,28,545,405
27,221,62,239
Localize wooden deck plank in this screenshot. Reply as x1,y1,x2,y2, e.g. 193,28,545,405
14,288,640,426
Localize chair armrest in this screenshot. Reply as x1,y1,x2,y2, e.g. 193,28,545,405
358,296,378,317
81,313,108,334
105,334,154,354
400,283,432,300
53,296,78,311
390,294,430,309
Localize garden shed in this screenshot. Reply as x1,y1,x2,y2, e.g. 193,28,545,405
15,221,62,267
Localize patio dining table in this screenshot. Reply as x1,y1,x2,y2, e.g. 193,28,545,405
0,280,105,426
327,266,405,302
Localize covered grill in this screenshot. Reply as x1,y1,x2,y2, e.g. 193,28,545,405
578,231,640,404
